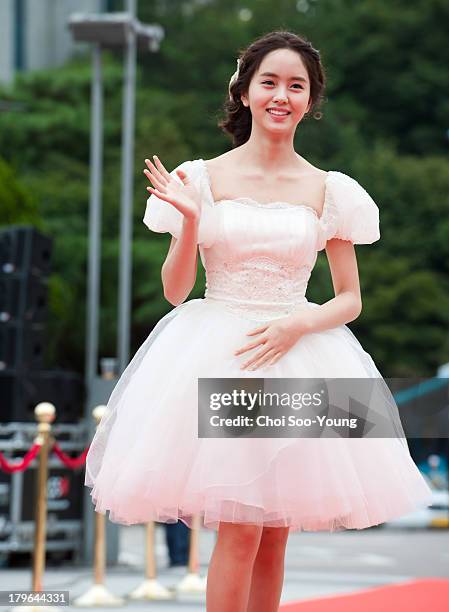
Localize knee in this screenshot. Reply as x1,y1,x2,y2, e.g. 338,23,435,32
256,527,289,564
218,523,263,561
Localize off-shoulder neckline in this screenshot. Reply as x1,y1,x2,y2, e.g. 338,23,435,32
197,157,335,221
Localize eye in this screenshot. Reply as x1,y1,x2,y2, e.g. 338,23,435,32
261,80,303,89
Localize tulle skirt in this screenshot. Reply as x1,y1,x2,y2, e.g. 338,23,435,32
85,297,433,532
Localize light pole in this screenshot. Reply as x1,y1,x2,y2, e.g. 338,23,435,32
68,4,164,563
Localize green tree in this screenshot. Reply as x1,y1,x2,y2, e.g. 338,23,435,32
0,0,447,376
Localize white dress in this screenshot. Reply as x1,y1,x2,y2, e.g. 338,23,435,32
85,158,433,532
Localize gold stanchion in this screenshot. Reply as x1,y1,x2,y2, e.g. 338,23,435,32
14,402,59,612
32,402,55,591
74,405,124,607
128,521,173,600
175,514,207,596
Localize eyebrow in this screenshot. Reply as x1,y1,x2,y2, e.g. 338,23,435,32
259,71,307,83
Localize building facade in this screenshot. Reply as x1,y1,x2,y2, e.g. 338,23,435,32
0,0,112,86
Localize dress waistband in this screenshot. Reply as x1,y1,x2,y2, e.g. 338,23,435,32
203,295,309,321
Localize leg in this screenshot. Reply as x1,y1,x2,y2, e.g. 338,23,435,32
246,526,290,612
165,521,190,566
206,522,263,612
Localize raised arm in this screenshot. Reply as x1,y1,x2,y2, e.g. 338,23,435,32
161,225,199,306
143,156,203,306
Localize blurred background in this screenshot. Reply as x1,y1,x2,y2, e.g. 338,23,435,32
1,0,449,374
0,0,448,607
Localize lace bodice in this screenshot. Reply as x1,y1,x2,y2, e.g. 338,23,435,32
143,158,380,320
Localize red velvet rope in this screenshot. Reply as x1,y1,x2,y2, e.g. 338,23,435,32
51,442,90,469
0,440,90,473
0,443,41,473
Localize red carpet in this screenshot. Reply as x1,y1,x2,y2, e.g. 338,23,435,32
280,579,449,612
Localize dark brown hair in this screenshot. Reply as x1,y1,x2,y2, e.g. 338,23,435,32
218,30,326,148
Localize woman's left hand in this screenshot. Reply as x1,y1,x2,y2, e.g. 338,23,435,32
234,311,313,371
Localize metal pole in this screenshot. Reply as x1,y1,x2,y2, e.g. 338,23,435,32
117,0,137,373
85,44,104,385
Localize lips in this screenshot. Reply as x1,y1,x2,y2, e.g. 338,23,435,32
266,109,291,122
266,108,291,116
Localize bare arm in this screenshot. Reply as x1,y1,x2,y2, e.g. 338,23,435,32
161,219,199,306
143,155,203,306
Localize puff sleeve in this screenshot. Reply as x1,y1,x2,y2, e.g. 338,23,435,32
143,159,216,247
317,171,380,250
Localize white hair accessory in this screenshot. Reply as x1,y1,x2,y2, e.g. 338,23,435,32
228,58,241,102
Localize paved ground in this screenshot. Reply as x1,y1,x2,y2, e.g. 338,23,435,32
1,525,448,610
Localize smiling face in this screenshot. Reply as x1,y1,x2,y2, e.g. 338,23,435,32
240,48,312,134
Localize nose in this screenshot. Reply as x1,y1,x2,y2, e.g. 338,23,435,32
273,89,288,103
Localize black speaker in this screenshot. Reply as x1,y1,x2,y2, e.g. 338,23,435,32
0,227,52,373
0,322,46,371
0,274,49,324
0,226,52,276
0,369,85,423
0,227,85,425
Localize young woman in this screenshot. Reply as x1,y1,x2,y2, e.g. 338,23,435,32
85,30,433,612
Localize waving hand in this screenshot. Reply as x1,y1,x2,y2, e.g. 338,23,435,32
144,156,202,221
